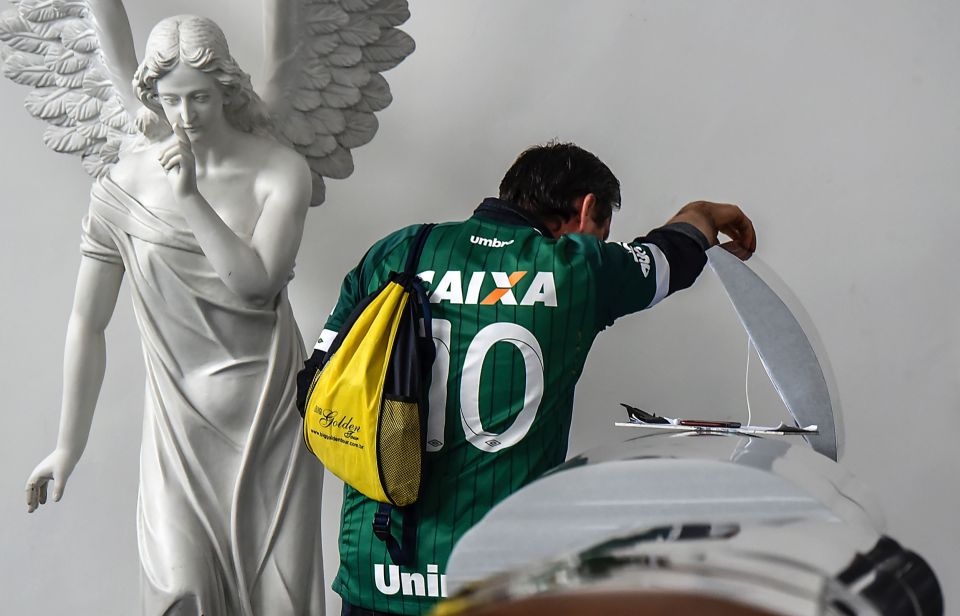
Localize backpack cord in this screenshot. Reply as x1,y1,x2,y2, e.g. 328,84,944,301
404,223,437,275
374,223,435,567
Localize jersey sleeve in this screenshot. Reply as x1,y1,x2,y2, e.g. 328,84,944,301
321,224,423,339
294,264,363,415
595,222,710,328
295,225,421,415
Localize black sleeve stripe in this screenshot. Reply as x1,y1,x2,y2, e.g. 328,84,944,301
635,223,709,296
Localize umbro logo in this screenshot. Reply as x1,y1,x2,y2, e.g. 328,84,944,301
470,235,514,248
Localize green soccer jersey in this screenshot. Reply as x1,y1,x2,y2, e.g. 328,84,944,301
320,199,672,614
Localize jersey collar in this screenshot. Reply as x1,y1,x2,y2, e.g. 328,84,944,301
473,198,553,238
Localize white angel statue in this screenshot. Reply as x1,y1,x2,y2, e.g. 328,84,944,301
0,0,413,614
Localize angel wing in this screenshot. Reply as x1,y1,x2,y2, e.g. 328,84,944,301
0,0,140,177
260,0,415,205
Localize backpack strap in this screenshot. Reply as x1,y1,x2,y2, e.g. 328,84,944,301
371,222,435,568
404,223,436,276
373,502,419,567
405,221,437,365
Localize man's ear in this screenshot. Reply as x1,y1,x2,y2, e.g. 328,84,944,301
547,194,600,238
577,194,597,233
578,193,611,240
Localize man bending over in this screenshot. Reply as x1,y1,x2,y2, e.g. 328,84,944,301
299,142,756,616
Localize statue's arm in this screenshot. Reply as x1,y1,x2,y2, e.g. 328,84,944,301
26,256,124,512
163,133,312,306
246,149,313,297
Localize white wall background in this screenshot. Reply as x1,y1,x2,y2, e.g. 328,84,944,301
1,1,957,613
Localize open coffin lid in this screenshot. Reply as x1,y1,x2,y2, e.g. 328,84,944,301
707,246,843,460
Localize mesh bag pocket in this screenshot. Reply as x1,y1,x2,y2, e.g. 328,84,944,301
377,396,423,506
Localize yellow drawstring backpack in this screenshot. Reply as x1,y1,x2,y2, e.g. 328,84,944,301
301,224,435,565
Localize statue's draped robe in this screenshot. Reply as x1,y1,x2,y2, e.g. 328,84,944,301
81,176,324,616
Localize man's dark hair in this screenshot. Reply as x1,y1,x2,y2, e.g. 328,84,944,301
499,141,621,226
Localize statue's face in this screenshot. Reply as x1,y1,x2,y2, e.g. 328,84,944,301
155,63,227,140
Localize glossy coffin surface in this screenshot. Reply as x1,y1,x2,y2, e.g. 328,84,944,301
444,434,942,615
446,434,881,592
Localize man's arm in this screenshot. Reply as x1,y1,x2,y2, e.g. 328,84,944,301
639,201,756,295
295,225,427,415
295,250,372,416
295,268,361,416
596,201,756,327
664,201,756,260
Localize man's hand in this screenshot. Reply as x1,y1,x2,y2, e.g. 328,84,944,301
158,122,199,200
669,201,756,260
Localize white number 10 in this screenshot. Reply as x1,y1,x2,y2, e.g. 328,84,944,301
427,320,545,453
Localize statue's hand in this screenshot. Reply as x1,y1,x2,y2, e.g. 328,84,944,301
158,122,199,200
25,449,79,513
